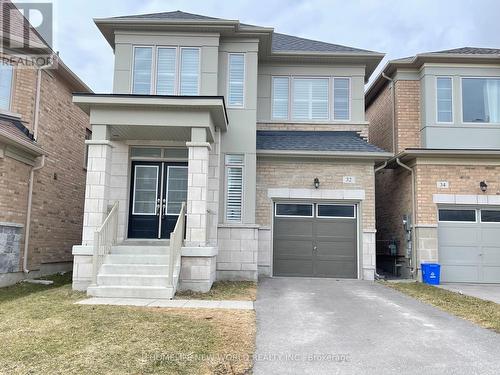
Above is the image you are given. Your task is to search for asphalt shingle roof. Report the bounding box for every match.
[109,11,377,55]
[111,10,221,21]
[271,32,375,54]
[256,131,385,153]
[429,47,500,55]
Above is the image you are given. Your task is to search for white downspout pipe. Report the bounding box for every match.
[23,62,50,273]
[396,157,417,278]
[23,155,45,273]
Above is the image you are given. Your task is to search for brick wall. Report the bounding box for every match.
[415,162,500,225]
[256,158,375,229]
[0,67,89,271]
[366,83,393,152]
[366,79,421,154]
[394,80,421,153]
[375,167,412,256]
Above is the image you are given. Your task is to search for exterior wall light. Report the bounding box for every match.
[480,181,488,193]
[314,177,320,189]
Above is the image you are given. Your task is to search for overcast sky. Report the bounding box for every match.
[44,0,500,92]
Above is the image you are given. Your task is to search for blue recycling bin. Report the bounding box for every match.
[421,263,441,285]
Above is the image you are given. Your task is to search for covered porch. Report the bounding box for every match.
[71,94,228,295]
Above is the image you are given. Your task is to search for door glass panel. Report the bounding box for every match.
[275,203,313,217]
[166,167,188,214]
[317,204,355,218]
[133,165,158,215]
[438,209,476,222]
[481,210,500,223]
[163,148,188,159]
[130,147,162,158]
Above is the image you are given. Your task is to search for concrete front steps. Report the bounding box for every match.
[87,241,175,299]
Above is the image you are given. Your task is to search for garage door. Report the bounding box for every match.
[438,208,500,283]
[273,202,357,278]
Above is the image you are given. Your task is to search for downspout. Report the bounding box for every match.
[23,155,45,273]
[23,64,49,273]
[396,158,417,278]
[382,72,396,154]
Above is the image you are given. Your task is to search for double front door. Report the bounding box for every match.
[128,161,188,239]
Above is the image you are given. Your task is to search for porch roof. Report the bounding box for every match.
[73,93,229,131]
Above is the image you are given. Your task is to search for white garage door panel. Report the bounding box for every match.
[438,208,500,283]
[441,265,480,283]
[439,245,480,264]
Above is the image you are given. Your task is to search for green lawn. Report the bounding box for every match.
[383,281,500,333]
[0,273,255,374]
[176,281,257,301]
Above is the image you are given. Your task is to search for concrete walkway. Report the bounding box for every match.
[254,277,500,375]
[75,297,253,310]
[437,283,500,304]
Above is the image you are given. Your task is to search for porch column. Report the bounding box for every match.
[81,125,113,246]
[185,128,211,247]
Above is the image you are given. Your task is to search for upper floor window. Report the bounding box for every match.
[132,46,200,95]
[462,77,500,123]
[271,76,350,121]
[179,48,200,95]
[132,47,153,95]
[293,78,329,120]
[272,77,289,119]
[227,53,245,107]
[0,64,14,111]
[333,78,350,120]
[436,77,453,122]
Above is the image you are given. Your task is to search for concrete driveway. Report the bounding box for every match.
[254,278,500,375]
[437,283,500,304]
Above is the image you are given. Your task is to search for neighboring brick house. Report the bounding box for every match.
[71,11,391,298]
[0,1,91,286]
[366,48,500,283]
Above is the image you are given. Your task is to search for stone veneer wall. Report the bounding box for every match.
[0,224,23,273]
[216,225,259,281]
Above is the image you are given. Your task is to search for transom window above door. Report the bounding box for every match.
[132,46,200,95]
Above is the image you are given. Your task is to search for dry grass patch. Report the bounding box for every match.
[383,281,500,333]
[0,273,255,374]
[176,281,257,301]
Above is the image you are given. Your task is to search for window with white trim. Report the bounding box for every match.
[132,46,200,95]
[228,53,245,107]
[272,77,289,119]
[333,78,350,120]
[271,76,351,121]
[462,77,500,123]
[179,48,200,95]
[225,154,244,222]
[156,47,176,95]
[436,77,453,122]
[0,64,13,111]
[292,78,329,120]
[132,47,153,94]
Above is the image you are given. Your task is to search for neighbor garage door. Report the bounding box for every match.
[273,202,357,278]
[438,208,500,283]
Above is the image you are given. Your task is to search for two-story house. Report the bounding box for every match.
[71,11,390,298]
[0,0,91,286]
[366,47,500,283]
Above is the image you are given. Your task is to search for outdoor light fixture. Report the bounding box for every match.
[314,177,320,189]
[480,181,488,193]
